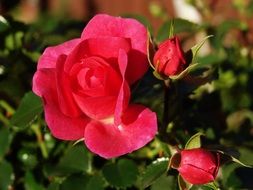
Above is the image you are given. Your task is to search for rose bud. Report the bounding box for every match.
[153,36,187,77]
[177,148,220,185]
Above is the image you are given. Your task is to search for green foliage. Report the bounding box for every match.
[10,91,43,128]
[0,127,12,159]
[0,16,10,32]
[157,18,200,42]
[56,145,91,174]
[102,159,139,188]
[24,171,45,190]
[0,160,13,190]
[139,157,169,189]
[151,174,176,190]
[0,1,253,189]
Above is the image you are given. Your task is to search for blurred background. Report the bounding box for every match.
[1,0,252,32]
[1,0,253,190]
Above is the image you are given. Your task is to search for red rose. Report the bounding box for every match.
[32,14,157,159]
[177,148,220,184]
[153,36,187,76]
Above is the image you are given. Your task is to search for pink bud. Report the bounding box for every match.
[153,36,187,77]
[177,148,220,185]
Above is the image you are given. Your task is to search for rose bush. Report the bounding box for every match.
[153,36,187,77]
[177,148,220,185]
[32,14,157,159]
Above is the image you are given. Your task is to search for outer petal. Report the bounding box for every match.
[32,69,89,140]
[55,55,82,117]
[84,104,157,158]
[38,39,80,69]
[178,165,215,184]
[180,149,218,172]
[81,14,149,84]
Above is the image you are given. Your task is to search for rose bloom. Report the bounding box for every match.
[32,14,157,159]
[177,148,220,185]
[153,36,187,77]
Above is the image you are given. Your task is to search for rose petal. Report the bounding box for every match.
[81,14,149,84]
[180,149,218,172]
[55,54,82,117]
[114,49,130,125]
[84,104,157,158]
[178,165,215,185]
[64,37,131,72]
[33,69,89,140]
[73,94,117,120]
[71,54,124,120]
[38,39,80,69]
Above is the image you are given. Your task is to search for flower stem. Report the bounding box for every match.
[159,79,178,146]
[162,79,171,133]
[31,124,48,159]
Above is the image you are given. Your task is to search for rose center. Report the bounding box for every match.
[77,66,105,96]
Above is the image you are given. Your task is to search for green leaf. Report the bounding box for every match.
[10,91,43,128]
[17,148,38,169]
[56,145,91,175]
[60,174,90,190]
[102,159,138,188]
[85,175,105,190]
[47,182,60,190]
[0,160,13,190]
[178,175,192,190]
[25,171,45,190]
[215,20,247,48]
[185,132,204,150]
[0,16,9,32]
[5,31,24,50]
[157,18,199,42]
[151,174,176,190]
[60,174,104,190]
[140,157,169,189]
[0,127,12,159]
[221,163,242,188]
[226,110,252,132]
[237,147,253,166]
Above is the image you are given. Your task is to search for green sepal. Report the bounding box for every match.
[217,150,252,168]
[153,70,167,80]
[185,132,204,150]
[170,35,213,81]
[73,138,85,146]
[191,35,213,64]
[178,175,192,190]
[168,19,174,38]
[204,182,220,190]
[147,30,156,70]
[170,63,198,80]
